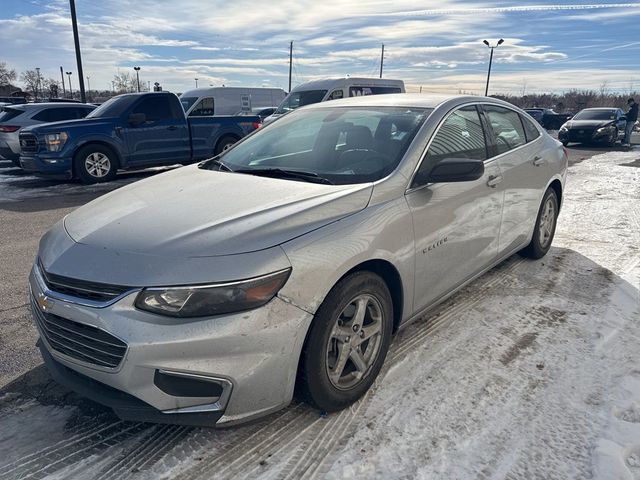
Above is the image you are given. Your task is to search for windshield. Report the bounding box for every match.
[86,95,134,118]
[203,106,431,185]
[275,90,328,114]
[573,109,616,121]
[180,96,198,112]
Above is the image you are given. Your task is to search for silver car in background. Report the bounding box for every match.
[31,94,567,426]
[0,102,95,165]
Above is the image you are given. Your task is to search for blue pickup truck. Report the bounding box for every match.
[19,92,261,183]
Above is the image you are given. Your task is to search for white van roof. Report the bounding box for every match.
[180,86,287,97]
[291,77,405,92]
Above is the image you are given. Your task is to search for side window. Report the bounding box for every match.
[188,97,215,117]
[132,96,174,122]
[350,87,373,97]
[484,105,527,154]
[33,108,76,122]
[327,90,344,100]
[412,105,487,187]
[369,86,402,95]
[520,114,540,142]
[32,109,51,122]
[78,107,94,118]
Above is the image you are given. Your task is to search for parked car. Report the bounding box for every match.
[558,107,626,146]
[264,77,405,123]
[30,94,566,426]
[0,102,95,166]
[0,96,27,105]
[179,87,286,117]
[18,92,261,183]
[524,108,572,130]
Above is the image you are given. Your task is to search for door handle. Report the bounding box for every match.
[532,156,545,166]
[486,174,503,188]
[166,125,178,131]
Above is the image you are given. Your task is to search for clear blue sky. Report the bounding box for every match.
[2,0,640,94]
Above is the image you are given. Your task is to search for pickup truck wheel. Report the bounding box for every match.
[299,271,393,412]
[74,145,117,184]
[215,135,239,155]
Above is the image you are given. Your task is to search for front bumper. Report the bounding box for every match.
[29,264,313,427]
[558,128,613,144]
[19,154,73,178]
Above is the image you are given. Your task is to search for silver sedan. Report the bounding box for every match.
[30,94,567,426]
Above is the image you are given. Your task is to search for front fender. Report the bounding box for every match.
[279,197,415,321]
[72,133,125,166]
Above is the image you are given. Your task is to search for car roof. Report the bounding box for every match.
[6,102,95,111]
[302,93,518,110]
[580,107,617,111]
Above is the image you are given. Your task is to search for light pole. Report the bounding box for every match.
[35,67,41,102]
[133,66,141,92]
[66,71,73,99]
[69,0,86,102]
[483,39,504,96]
[86,75,91,101]
[195,78,198,88]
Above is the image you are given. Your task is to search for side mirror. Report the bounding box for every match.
[427,158,485,183]
[128,112,146,125]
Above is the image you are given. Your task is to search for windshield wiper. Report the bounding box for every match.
[234,167,333,185]
[199,157,234,172]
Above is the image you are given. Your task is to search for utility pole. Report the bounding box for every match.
[379,44,384,79]
[69,0,86,102]
[288,41,293,92]
[86,75,91,101]
[35,67,41,102]
[60,66,66,97]
[483,39,504,96]
[195,78,199,88]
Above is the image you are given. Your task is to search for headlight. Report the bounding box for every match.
[596,125,614,134]
[134,268,291,318]
[559,124,569,132]
[44,132,68,152]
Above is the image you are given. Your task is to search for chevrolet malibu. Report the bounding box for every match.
[30,94,567,426]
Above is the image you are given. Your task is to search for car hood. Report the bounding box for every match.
[23,117,116,134]
[565,119,614,129]
[63,165,373,257]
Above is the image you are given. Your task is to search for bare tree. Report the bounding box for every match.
[20,69,42,98]
[0,62,17,85]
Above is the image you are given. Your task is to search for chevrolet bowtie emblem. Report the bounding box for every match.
[37,294,54,311]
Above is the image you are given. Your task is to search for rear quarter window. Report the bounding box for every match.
[0,108,24,122]
[520,114,541,142]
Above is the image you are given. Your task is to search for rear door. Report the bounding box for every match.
[122,95,189,165]
[406,104,504,311]
[481,104,547,254]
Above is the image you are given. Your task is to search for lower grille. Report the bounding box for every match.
[38,259,132,303]
[31,296,127,368]
[19,133,39,153]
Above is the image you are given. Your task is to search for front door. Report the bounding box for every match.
[122,95,189,165]
[406,105,504,312]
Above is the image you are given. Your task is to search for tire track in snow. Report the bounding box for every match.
[0,421,150,480]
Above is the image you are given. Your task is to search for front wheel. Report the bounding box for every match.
[74,144,117,184]
[299,271,393,412]
[214,135,239,155]
[608,129,618,147]
[520,187,559,259]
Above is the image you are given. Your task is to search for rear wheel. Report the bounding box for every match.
[520,188,559,259]
[299,271,393,412]
[214,135,239,155]
[74,144,117,184]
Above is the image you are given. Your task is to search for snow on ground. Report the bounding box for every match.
[0,149,638,480]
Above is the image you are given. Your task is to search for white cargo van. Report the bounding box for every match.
[179,87,287,117]
[264,77,405,123]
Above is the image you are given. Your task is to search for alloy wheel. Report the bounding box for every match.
[325,294,384,390]
[84,152,111,178]
[538,197,556,248]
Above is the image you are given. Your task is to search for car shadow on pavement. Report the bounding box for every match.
[0,247,638,480]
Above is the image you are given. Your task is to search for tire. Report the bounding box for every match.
[520,188,559,259]
[74,144,117,184]
[608,129,618,147]
[214,135,239,155]
[299,271,393,412]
